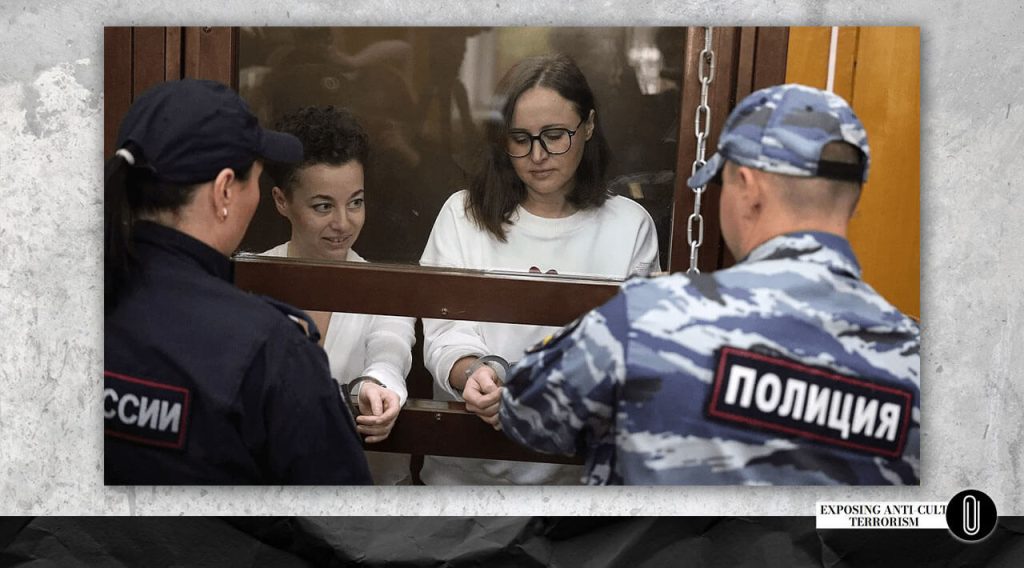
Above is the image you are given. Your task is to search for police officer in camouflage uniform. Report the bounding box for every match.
[495,84,921,485]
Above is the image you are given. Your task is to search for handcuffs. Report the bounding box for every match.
[457,354,511,393]
[344,375,385,404]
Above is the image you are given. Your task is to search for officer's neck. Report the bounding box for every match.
[735,213,850,260]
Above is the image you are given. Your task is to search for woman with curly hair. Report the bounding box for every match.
[262,106,415,485]
[104,81,371,484]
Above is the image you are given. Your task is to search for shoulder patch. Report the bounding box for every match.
[260,295,321,342]
[104,371,191,450]
[706,347,914,459]
[525,316,583,355]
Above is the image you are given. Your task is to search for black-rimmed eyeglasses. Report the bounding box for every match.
[505,117,586,158]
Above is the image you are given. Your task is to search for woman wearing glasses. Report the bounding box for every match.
[420,54,660,485]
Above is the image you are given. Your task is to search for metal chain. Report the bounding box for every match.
[687,27,715,274]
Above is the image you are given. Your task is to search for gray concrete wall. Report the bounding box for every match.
[1,1,1020,515]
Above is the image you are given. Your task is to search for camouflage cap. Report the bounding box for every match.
[687,83,870,188]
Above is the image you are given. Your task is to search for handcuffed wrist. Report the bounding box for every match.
[348,375,385,402]
[465,355,510,385]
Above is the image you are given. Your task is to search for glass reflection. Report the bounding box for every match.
[238,27,684,269]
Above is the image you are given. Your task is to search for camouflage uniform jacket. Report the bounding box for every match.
[499,231,920,485]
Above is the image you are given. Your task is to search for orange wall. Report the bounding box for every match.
[786,27,921,319]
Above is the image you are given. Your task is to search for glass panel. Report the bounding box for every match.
[240,252,629,284]
[238,26,685,271]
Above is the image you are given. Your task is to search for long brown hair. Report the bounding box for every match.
[466,53,611,241]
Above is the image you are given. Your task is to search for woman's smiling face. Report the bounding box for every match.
[273,161,366,261]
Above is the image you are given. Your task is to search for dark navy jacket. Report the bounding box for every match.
[104,222,372,484]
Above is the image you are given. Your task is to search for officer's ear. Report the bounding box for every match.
[735,166,766,218]
[211,167,238,213]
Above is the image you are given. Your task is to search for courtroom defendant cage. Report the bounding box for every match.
[104,25,920,484]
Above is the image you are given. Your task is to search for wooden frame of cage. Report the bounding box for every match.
[104,25,789,468]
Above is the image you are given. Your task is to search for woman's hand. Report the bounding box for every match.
[463,366,503,430]
[356,383,401,443]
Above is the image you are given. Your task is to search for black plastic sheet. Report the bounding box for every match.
[1,516,1022,567]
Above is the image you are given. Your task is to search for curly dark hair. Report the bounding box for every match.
[264,105,370,197]
[467,53,611,241]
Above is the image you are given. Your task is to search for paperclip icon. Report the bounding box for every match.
[963,495,980,536]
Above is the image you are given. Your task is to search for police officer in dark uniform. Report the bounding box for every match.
[104,79,372,484]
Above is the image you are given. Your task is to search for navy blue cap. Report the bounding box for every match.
[115,79,303,184]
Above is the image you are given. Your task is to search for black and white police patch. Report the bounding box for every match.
[104,371,191,450]
[706,347,914,458]
[525,316,583,355]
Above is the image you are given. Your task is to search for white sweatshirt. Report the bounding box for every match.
[262,243,416,485]
[262,243,415,404]
[419,190,660,485]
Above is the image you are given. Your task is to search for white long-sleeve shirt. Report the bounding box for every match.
[419,190,660,485]
[262,243,415,405]
[262,243,416,485]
